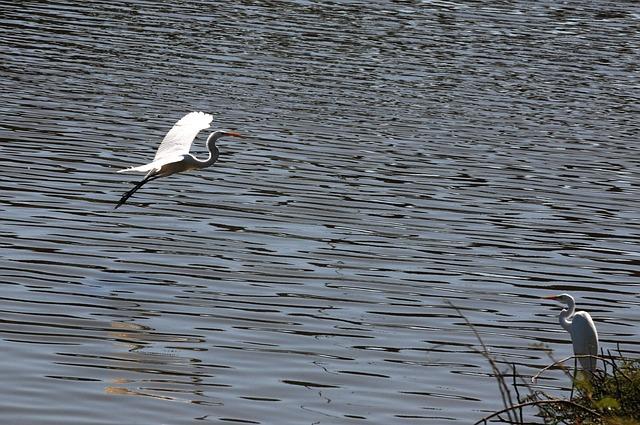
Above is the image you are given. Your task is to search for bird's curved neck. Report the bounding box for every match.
[559,302,575,332]
[194,132,221,168]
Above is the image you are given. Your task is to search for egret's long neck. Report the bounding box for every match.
[559,301,575,333]
[196,132,222,168]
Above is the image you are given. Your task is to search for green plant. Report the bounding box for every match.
[446,302,640,425]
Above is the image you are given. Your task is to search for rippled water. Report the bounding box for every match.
[1,1,639,423]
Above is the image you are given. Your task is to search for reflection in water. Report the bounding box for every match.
[1,1,639,424]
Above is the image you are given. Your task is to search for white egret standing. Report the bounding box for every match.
[543,293,599,373]
[115,111,243,209]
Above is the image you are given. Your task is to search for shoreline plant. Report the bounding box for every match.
[447,301,640,425]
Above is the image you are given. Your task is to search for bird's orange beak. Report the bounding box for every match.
[224,131,245,138]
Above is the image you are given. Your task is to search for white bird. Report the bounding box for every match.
[115,112,243,209]
[543,293,599,373]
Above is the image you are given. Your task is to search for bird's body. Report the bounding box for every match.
[115,112,242,209]
[544,293,599,373]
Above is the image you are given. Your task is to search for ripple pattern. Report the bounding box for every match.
[1,1,639,424]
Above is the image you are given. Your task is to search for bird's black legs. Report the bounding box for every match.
[115,174,159,209]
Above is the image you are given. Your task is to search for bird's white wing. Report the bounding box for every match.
[570,311,599,371]
[153,111,213,162]
[117,157,175,174]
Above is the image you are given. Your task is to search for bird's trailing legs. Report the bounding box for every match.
[115,173,162,209]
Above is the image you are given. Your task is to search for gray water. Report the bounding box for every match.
[1,1,639,423]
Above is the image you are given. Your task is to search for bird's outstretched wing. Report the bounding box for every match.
[153,111,213,162]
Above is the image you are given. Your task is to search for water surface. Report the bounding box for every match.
[1,1,639,423]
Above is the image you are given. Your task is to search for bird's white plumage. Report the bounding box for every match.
[154,111,213,161]
[546,293,599,374]
[569,311,599,372]
[115,111,245,209]
[118,111,213,174]
[118,157,174,173]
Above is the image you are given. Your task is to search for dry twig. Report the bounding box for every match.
[473,399,602,425]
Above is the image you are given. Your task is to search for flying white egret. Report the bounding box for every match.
[115,111,243,209]
[543,293,599,373]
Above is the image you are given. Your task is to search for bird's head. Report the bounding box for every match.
[206,130,246,146]
[209,130,244,137]
[543,293,573,306]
